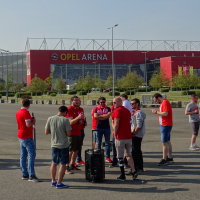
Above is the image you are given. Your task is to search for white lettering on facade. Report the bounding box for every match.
[81,53,107,61]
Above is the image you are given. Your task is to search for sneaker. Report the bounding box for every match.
[74,163,80,167]
[158,159,168,166]
[117,175,126,181]
[106,158,113,163]
[51,181,57,186]
[28,175,40,182]
[189,146,199,151]
[22,175,29,180]
[166,157,174,163]
[77,160,85,165]
[71,166,81,171]
[56,183,69,189]
[125,169,132,176]
[65,168,74,174]
[132,171,138,180]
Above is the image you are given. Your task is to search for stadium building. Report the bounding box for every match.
[1,38,200,86]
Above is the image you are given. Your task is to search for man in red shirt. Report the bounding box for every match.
[65,96,84,174]
[112,97,138,181]
[91,100,99,148]
[16,99,39,182]
[76,98,87,166]
[151,93,173,166]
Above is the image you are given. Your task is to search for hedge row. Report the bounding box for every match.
[108,91,120,96]
[77,91,87,95]
[159,88,170,92]
[181,91,196,95]
[124,90,135,95]
[67,90,77,95]
[15,92,31,98]
[50,93,57,96]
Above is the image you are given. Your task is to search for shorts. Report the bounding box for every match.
[68,136,82,152]
[115,139,132,158]
[190,122,199,136]
[92,129,97,142]
[52,147,69,165]
[160,125,172,143]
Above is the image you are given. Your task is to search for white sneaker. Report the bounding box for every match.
[189,146,199,151]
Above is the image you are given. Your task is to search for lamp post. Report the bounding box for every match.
[142,51,149,94]
[93,61,97,92]
[107,24,118,98]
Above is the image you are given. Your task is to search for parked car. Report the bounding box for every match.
[103,88,113,92]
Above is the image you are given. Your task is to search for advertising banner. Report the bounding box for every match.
[183,65,189,75]
[178,66,182,76]
[190,66,193,75]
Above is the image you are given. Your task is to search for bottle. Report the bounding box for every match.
[83,117,87,126]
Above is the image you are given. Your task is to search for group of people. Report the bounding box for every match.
[15,92,199,188]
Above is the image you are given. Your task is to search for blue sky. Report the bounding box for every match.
[1,0,200,52]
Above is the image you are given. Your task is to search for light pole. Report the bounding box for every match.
[93,61,97,92]
[142,51,149,94]
[108,24,118,98]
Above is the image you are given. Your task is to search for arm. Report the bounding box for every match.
[26,118,36,128]
[94,112,111,120]
[185,109,198,115]
[113,118,120,137]
[151,109,168,117]
[67,130,71,137]
[45,129,50,135]
[132,127,140,136]
[67,113,83,125]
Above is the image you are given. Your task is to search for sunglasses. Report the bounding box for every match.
[100,101,106,104]
[131,102,136,105]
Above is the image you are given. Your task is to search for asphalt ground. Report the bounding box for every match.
[0,103,200,200]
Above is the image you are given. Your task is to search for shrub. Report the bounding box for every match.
[21,95,32,99]
[159,88,170,92]
[67,90,77,95]
[124,90,135,95]
[0,94,2,98]
[108,90,120,96]
[15,92,31,98]
[31,92,42,96]
[47,90,58,95]
[99,89,103,92]
[138,88,152,92]
[50,93,57,96]
[62,90,68,94]
[0,91,6,96]
[8,92,15,97]
[77,91,87,95]
[196,91,200,98]
[181,91,196,95]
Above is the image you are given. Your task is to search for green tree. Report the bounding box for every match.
[121,71,144,98]
[0,82,5,91]
[55,77,66,96]
[7,72,13,91]
[27,74,48,98]
[105,75,113,89]
[11,82,24,102]
[94,75,105,94]
[82,73,94,99]
[149,69,170,90]
[45,70,54,89]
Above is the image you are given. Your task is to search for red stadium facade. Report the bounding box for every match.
[26,50,200,86]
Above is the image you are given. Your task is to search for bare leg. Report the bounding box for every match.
[162,142,169,160]
[167,141,172,158]
[50,162,57,182]
[57,164,66,185]
[71,150,79,165]
[126,156,136,172]
[191,135,197,145]
[66,152,73,167]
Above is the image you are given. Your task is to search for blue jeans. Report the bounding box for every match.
[96,128,110,158]
[18,138,36,177]
[77,129,85,162]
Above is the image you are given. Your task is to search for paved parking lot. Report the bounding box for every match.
[0,103,200,200]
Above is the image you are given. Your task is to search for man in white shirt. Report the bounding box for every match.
[120,94,133,123]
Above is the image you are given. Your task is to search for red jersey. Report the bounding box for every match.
[112,106,132,140]
[66,105,82,136]
[16,107,33,139]
[91,107,97,129]
[159,99,173,126]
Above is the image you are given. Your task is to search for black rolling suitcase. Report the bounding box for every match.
[85,130,105,182]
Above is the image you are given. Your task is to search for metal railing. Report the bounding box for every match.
[25,38,200,51]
